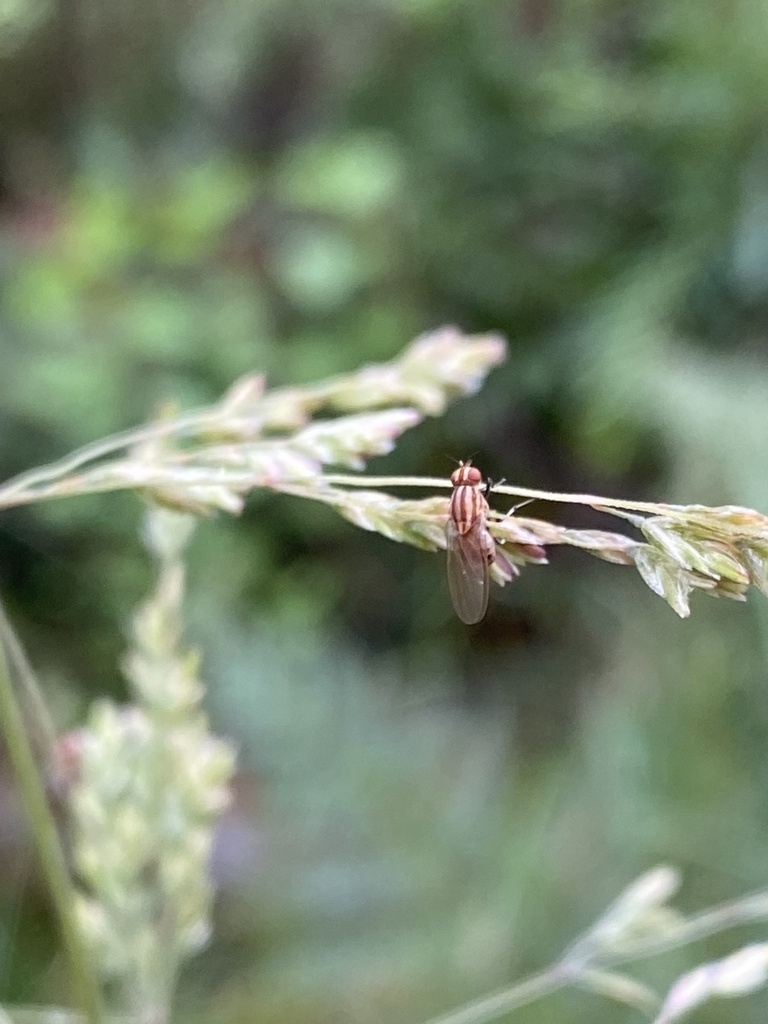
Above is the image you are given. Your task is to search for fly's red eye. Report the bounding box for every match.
[451,461,483,486]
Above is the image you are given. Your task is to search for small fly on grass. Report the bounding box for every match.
[446,460,514,623]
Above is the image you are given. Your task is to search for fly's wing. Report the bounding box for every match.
[446,519,490,624]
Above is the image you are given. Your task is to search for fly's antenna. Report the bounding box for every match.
[446,451,479,468]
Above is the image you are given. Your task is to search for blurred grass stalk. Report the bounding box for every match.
[0,617,106,1024]
[0,504,236,1024]
[68,506,235,1022]
[421,867,768,1024]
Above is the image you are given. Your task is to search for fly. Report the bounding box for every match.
[446,460,496,624]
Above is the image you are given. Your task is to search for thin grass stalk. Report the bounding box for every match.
[0,603,58,763]
[322,473,682,515]
[0,619,106,1024]
[418,965,569,1024]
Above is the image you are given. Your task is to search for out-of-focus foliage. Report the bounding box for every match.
[1,0,768,1022]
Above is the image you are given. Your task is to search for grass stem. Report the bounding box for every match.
[0,621,106,1024]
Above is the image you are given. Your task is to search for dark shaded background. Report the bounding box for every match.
[1,1,768,1021]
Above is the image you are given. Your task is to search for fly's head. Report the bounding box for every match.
[450,461,483,488]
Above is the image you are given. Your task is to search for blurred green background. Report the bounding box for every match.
[1,0,768,1021]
